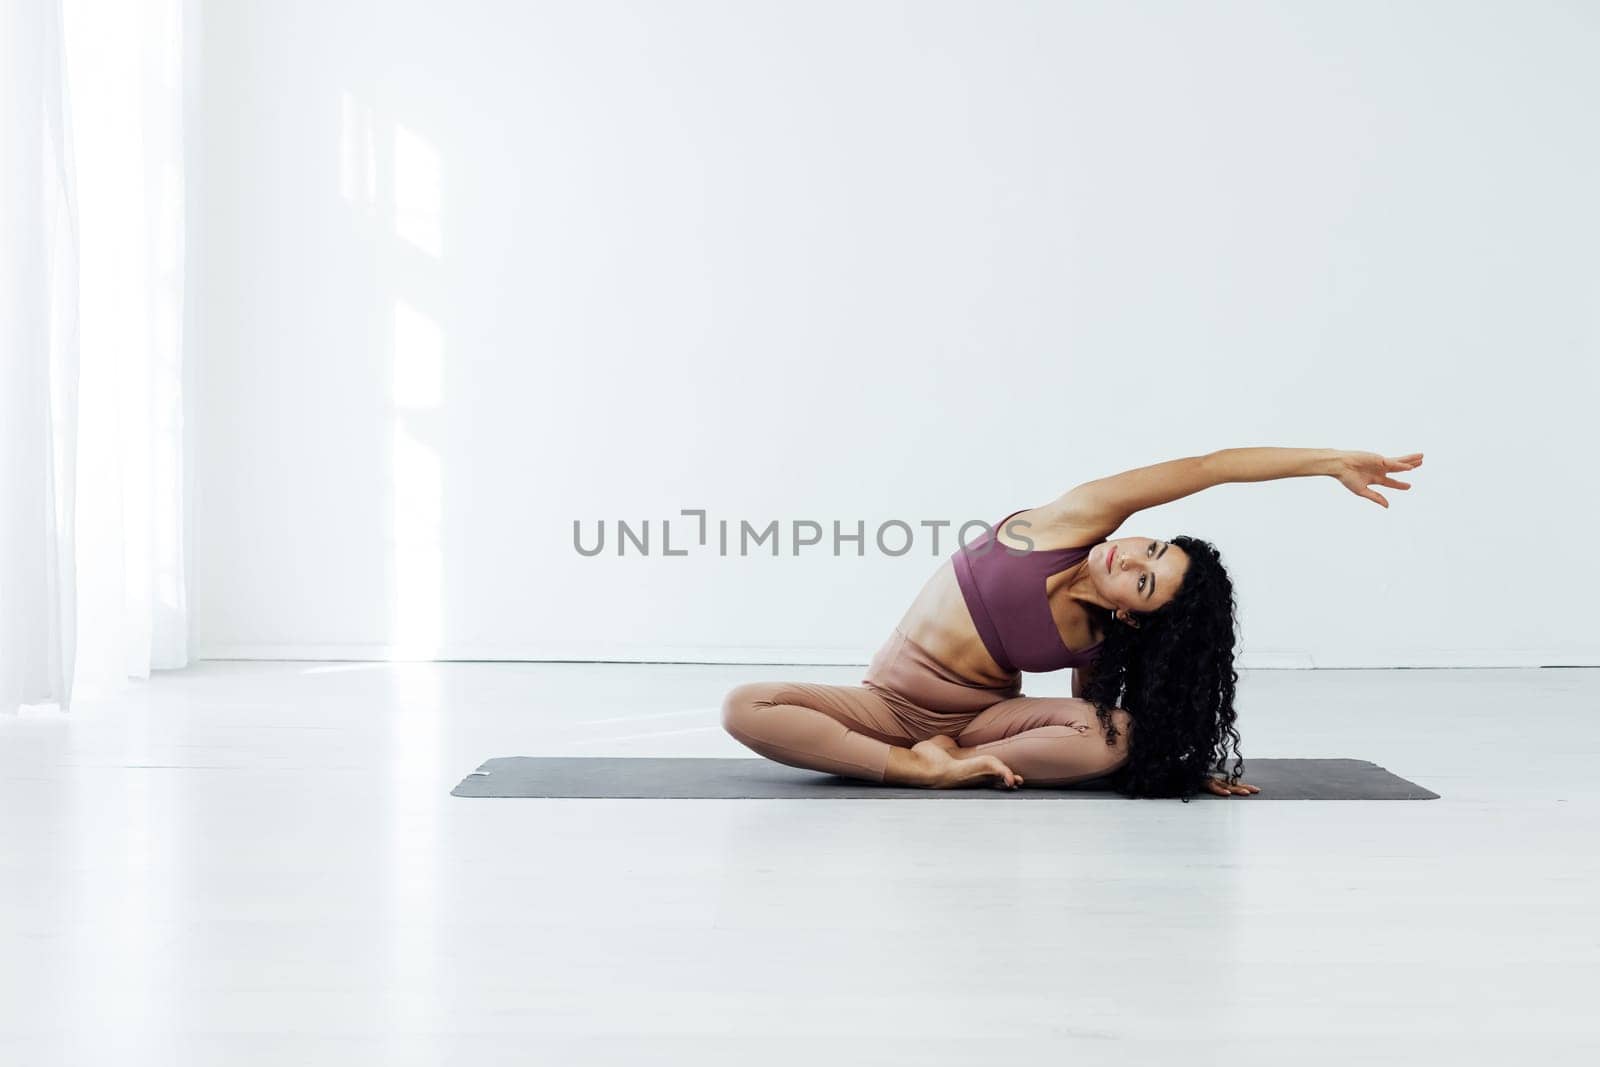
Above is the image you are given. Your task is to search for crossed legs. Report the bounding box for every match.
[720,681,1131,789]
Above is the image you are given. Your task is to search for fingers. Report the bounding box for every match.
[1377,477,1411,490]
[1386,453,1423,470]
[1204,777,1261,796]
[1341,476,1390,507]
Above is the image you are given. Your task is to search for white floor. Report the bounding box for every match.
[2,661,1597,1066]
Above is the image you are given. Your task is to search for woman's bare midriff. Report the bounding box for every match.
[894,517,1105,689]
[893,559,1016,687]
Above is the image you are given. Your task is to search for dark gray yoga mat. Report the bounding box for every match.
[451,756,1438,800]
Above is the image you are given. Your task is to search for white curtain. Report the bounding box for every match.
[1,0,190,716]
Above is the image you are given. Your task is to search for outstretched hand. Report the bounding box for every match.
[1203,776,1259,796]
[1333,451,1423,508]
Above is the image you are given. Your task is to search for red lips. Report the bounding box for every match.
[1107,545,1115,573]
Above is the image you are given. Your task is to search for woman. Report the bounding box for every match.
[721,447,1423,800]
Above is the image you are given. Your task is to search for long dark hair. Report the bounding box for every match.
[1082,535,1243,801]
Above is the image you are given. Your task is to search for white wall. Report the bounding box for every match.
[193,0,1600,669]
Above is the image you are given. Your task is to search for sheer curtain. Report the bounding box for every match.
[1,0,191,716]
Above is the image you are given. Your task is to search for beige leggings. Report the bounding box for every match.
[721,628,1131,788]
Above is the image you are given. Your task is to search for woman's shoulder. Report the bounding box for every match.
[999,504,1110,553]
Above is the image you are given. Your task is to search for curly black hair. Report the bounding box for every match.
[1081,535,1243,801]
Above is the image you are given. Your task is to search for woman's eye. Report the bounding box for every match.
[1138,575,1146,591]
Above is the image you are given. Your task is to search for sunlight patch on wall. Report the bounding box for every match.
[389,416,441,658]
[391,299,442,409]
[393,121,441,257]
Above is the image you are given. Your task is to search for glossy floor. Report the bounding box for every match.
[2,662,1597,1065]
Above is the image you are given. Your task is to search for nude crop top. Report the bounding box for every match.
[951,508,1105,675]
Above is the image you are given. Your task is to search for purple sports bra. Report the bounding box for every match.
[951,507,1105,675]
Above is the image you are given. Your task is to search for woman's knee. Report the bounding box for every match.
[720,681,781,736]
[1057,702,1134,770]
[1054,708,1134,784]
[1100,706,1133,742]
[1088,707,1134,759]
[1042,699,1134,747]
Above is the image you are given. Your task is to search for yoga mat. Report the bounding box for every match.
[451,757,1438,800]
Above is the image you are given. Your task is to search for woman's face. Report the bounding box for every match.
[1086,537,1189,614]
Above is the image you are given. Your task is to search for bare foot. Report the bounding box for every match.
[911,736,1023,790]
[921,733,990,762]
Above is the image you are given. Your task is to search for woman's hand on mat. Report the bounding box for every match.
[1332,451,1423,508]
[1203,776,1260,797]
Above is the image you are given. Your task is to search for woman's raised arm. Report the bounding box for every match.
[1038,448,1423,539]
[1195,447,1424,504]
